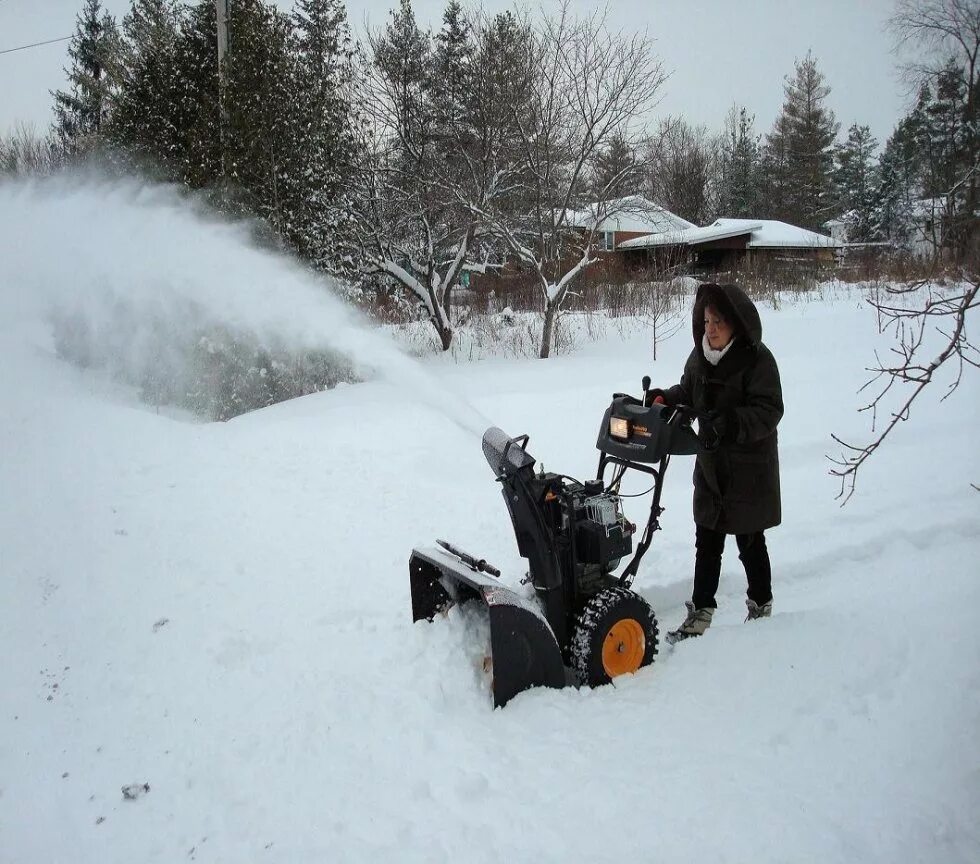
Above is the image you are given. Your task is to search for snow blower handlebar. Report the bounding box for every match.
[595,385,700,587]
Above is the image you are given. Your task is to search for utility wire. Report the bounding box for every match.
[0,36,72,56]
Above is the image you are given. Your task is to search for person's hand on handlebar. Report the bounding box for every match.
[672,408,733,449]
[643,387,668,407]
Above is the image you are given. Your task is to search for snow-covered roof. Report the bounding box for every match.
[565,196,696,234]
[718,218,839,248]
[617,221,761,249]
[617,217,840,250]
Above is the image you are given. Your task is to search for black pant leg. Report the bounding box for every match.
[736,532,772,606]
[693,524,726,609]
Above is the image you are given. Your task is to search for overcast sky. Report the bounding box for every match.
[1,0,911,145]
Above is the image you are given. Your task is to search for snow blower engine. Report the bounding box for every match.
[409,378,700,707]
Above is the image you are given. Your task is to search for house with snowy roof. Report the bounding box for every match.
[564,195,696,251]
[616,217,841,271]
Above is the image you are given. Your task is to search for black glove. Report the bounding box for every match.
[698,410,736,449]
[643,388,668,407]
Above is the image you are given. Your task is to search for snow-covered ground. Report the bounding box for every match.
[2,177,978,863]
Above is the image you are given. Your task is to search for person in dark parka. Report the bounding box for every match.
[649,282,783,641]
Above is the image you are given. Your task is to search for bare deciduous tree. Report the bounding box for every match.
[891,0,980,93]
[830,272,979,501]
[349,3,529,351]
[0,125,61,177]
[644,117,721,225]
[473,2,667,358]
[644,273,687,362]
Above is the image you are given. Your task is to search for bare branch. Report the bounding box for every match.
[829,273,979,502]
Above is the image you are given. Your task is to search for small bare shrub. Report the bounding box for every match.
[0,125,61,177]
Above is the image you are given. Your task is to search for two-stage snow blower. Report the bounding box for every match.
[409,379,700,707]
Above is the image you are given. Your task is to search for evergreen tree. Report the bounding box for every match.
[759,111,792,221]
[430,0,474,140]
[918,59,968,199]
[373,0,432,169]
[52,0,119,157]
[222,0,298,231]
[427,0,478,205]
[762,52,839,229]
[168,1,222,188]
[478,10,533,118]
[109,0,182,173]
[873,97,927,245]
[718,105,759,217]
[872,65,972,252]
[107,1,219,186]
[291,0,359,268]
[593,133,637,200]
[832,124,879,241]
[471,9,537,214]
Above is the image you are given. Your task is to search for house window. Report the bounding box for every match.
[601,231,615,251]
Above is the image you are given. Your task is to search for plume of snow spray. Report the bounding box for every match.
[0,173,492,436]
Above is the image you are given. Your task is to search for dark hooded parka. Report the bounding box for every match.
[664,283,783,534]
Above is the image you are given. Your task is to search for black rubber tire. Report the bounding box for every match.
[570,586,659,687]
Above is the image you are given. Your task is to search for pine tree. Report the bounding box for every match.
[471,9,536,216]
[918,59,968,199]
[291,0,359,269]
[109,0,182,173]
[873,105,925,246]
[762,52,839,229]
[479,10,533,118]
[832,124,879,241]
[168,1,222,188]
[430,0,474,140]
[52,0,119,157]
[373,0,432,169]
[221,0,298,230]
[718,105,759,217]
[593,133,637,200]
[759,111,793,221]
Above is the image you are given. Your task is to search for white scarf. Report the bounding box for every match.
[702,332,735,366]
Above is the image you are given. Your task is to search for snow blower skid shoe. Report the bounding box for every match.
[409,387,700,707]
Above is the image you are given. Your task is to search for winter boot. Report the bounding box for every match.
[745,598,772,621]
[666,601,714,644]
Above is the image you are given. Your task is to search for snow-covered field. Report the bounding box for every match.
[2,177,978,863]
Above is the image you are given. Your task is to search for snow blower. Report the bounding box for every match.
[409,378,700,707]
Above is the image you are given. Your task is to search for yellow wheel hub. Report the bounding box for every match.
[602,618,646,678]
